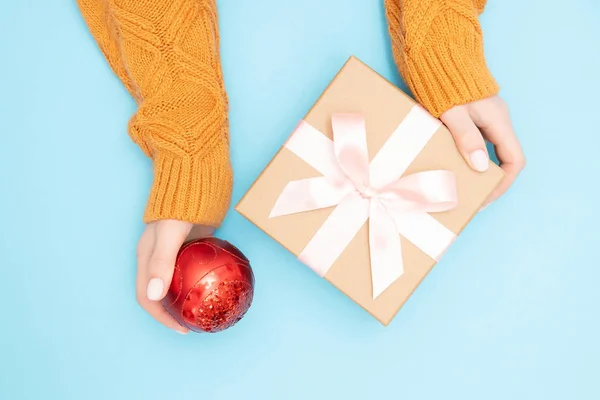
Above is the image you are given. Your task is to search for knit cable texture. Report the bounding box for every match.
[78,0,231,226]
[79,0,500,225]
[385,0,499,117]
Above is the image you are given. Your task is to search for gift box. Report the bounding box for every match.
[236,56,503,325]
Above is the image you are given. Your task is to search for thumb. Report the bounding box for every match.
[146,220,192,301]
[441,106,489,172]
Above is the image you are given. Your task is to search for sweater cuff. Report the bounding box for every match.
[402,13,499,117]
[143,141,233,227]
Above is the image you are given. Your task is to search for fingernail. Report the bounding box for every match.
[146,278,164,301]
[479,203,489,212]
[176,330,189,335]
[470,150,489,172]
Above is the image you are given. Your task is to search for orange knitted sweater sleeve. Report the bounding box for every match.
[77,0,231,227]
[385,0,499,117]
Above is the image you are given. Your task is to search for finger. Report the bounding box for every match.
[478,120,525,205]
[136,225,156,306]
[146,220,191,302]
[485,161,523,205]
[441,106,490,172]
[137,224,189,334]
[139,298,190,334]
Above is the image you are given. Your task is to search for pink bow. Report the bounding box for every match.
[270,110,458,298]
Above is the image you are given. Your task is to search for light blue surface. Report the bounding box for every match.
[2,1,599,399]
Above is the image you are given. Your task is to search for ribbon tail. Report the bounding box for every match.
[299,193,369,277]
[369,201,404,299]
[331,114,371,189]
[389,212,456,261]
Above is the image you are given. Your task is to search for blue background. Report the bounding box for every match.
[2,0,599,399]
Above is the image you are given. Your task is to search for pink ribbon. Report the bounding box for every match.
[270,106,458,298]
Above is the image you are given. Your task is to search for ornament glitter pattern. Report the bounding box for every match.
[162,238,255,333]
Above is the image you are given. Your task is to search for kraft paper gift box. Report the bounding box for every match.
[236,56,504,325]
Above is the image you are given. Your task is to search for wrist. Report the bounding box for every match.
[143,141,233,227]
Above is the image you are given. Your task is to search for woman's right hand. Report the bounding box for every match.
[135,220,214,334]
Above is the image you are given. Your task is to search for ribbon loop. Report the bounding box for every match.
[332,114,371,191]
[269,109,458,298]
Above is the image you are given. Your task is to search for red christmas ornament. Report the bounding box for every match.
[162,238,254,333]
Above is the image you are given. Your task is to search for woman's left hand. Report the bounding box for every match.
[440,95,526,207]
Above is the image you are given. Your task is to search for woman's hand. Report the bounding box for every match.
[440,95,526,207]
[135,220,214,334]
